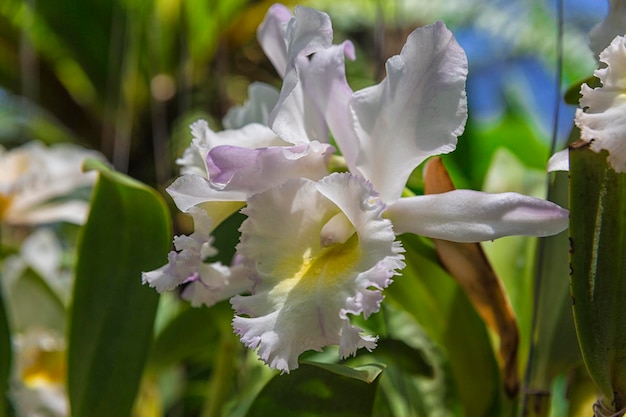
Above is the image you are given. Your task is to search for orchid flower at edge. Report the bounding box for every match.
[225,7,569,372]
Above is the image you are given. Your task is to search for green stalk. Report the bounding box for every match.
[569,146,626,415]
[200,329,238,417]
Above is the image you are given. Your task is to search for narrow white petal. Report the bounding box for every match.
[386,190,569,242]
[351,21,468,203]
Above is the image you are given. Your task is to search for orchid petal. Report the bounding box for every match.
[257,3,292,77]
[179,120,289,183]
[143,207,251,306]
[284,6,333,65]
[167,175,247,211]
[269,56,328,144]
[166,175,245,229]
[257,5,333,78]
[351,21,468,203]
[206,141,334,192]
[547,149,570,172]
[181,263,253,308]
[232,173,403,372]
[142,207,215,292]
[385,190,569,242]
[575,35,626,172]
[305,42,360,171]
[222,82,280,130]
[266,6,335,144]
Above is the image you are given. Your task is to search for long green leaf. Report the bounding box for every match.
[67,159,171,417]
[569,146,626,411]
[526,170,580,391]
[386,234,504,417]
[245,362,383,417]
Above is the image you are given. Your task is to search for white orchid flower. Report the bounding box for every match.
[146,5,338,309]
[549,34,626,173]
[146,4,569,372]
[224,6,568,372]
[576,35,626,173]
[0,141,100,226]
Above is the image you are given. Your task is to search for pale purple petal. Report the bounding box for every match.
[351,21,468,203]
[206,141,334,192]
[180,121,285,177]
[232,173,404,372]
[385,190,569,242]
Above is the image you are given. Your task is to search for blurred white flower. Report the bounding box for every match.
[0,141,101,226]
[1,230,71,416]
[10,329,68,417]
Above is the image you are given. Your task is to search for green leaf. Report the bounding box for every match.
[0,284,11,417]
[148,300,232,370]
[67,159,171,417]
[374,338,434,378]
[569,146,626,410]
[386,234,504,417]
[527,170,580,390]
[245,362,384,417]
[374,307,459,417]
